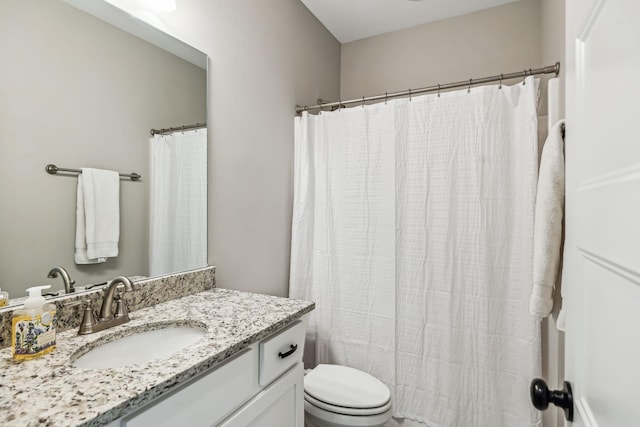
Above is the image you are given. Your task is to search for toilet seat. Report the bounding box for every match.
[304,400,392,427]
[304,391,392,416]
[303,364,392,425]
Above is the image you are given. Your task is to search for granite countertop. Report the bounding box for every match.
[0,288,314,427]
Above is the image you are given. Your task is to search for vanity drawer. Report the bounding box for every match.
[259,320,306,386]
[122,347,258,427]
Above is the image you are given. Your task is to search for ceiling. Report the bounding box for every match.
[301,0,522,43]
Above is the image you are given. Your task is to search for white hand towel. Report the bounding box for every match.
[75,168,120,263]
[75,174,106,264]
[530,120,565,318]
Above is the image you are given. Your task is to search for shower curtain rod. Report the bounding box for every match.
[150,122,206,136]
[295,62,560,114]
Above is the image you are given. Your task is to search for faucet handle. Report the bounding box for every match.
[78,302,95,335]
[64,299,94,335]
[113,291,130,319]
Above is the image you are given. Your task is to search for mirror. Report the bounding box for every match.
[0,0,208,304]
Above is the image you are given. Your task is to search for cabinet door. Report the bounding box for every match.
[219,362,304,427]
[122,348,258,427]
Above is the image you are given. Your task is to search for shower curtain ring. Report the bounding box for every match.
[522,69,527,85]
[409,89,412,101]
[362,96,365,108]
[437,84,441,97]
[468,79,472,93]
[385,92,388,105]
[499,74,503,89]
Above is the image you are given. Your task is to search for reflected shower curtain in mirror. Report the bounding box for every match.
[290,77,541,426]
[149,129,207,277]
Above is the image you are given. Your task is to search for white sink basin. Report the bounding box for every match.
[72,325,206,369]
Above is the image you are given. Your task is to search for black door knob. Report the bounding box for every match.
[530,378,574,421]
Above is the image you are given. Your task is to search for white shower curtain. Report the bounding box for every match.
[290,77,541,426]
[149,129,207,277]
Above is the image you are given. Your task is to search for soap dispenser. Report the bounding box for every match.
[0,286,8,307]
[12,285,57,360]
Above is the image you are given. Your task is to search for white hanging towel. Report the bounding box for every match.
[530,120,565,317]
[74,168,120,264]
[75,174,104,264]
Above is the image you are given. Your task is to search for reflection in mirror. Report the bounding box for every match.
[0,0,208,305]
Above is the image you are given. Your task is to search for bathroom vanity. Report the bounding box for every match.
[0,286,313,427]
[106,319,307,427]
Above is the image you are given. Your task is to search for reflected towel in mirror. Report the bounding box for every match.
[75,168,120,264]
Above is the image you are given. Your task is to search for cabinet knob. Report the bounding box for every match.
[530,378,574,421]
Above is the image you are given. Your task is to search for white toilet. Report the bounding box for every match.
[304,364,392,427]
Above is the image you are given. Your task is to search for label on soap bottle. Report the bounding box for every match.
[12,310,57,360]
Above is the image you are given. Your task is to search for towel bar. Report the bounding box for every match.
[45,164,141,181]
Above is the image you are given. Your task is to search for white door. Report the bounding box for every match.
[564,0,640,425]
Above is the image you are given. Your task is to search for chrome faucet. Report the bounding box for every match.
[47,266,76,293]
[66,276,134,335]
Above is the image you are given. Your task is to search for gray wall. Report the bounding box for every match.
[0,0,206,297]
[341,0,542,100]
[542,0,566,117]
[106,0,341,297]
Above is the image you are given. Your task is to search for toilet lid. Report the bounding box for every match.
[304,364,391,409]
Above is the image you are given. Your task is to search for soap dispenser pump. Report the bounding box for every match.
[12,285,57,360]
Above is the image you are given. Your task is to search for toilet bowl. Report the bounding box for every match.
[304,364,392,427]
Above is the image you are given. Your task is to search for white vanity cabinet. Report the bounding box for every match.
[106,320,307,427]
